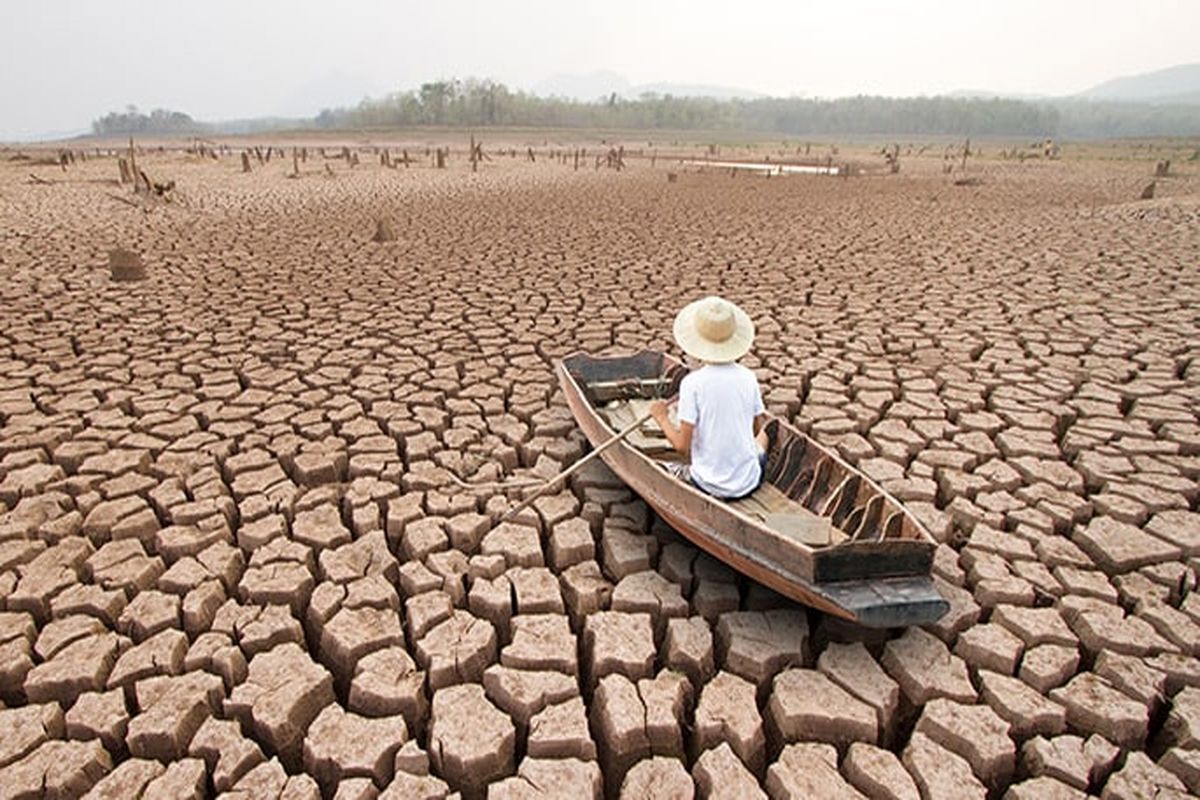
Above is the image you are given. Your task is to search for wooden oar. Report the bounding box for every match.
[497,408,656,524]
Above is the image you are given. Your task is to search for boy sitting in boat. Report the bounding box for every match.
[650,296,769,500]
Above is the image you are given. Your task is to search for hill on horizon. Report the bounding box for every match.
[1077,62,1200,104]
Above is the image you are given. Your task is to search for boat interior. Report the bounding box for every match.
[576,357,920,550]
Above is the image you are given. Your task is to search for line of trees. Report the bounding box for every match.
[92,105,203,136]
[313,79,1064,136]
[91,79,1200,139]
[314,78,1200,138]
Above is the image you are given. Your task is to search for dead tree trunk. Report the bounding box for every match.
[242,152,252,173]
[129,138,139,193]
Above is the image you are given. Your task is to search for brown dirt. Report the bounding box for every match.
[0,136,1197,796]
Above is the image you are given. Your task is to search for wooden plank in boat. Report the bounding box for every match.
[728,482,792,517]
[589,378,671,402]
[600,399,677,455]
[731,484,848,546]
[765,512,833,547]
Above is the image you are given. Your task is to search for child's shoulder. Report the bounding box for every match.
[682,362,757,384]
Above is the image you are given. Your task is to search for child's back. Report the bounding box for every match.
[678,362,764,498]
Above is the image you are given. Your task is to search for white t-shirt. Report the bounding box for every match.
[676,363,765,498]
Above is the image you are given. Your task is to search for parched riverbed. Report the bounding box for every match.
[0,140,1197,799]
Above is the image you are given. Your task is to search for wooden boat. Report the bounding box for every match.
[556,350,948,628]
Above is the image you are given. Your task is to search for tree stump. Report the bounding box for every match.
[1155,160,1170,177]
[1140,181,1156,200]
[242,152,252,173]
[117,159,132,184]
[373,219,397,243]
[108,249,147,282]
[128,138,139,194]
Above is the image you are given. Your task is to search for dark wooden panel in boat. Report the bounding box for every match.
[817,576,949,628]
[811,540,935,583]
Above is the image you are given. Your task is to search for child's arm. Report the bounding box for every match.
[649,400,693,456]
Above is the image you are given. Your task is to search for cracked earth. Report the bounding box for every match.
[0,140,1198,799]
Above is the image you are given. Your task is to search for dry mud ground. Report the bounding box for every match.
[0,142,1198,800]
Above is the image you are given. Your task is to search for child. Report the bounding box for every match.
[650,295,768,500]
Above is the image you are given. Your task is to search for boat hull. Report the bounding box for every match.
[557,352,948,628]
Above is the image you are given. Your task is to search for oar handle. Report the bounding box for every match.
[498,409,656,524]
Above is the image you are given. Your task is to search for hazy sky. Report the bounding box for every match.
[2,0,1197,140]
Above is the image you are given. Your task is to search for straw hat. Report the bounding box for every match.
[672,296,755,363]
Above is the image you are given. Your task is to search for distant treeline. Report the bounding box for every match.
[91,79,1200,139]
[315,79,1065,136]
[92,106,204,136]
[318,79,1200,138]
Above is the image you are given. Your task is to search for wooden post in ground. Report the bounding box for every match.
[961,138,970,171]
[128,137,139,193]
[470,135,477,172]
